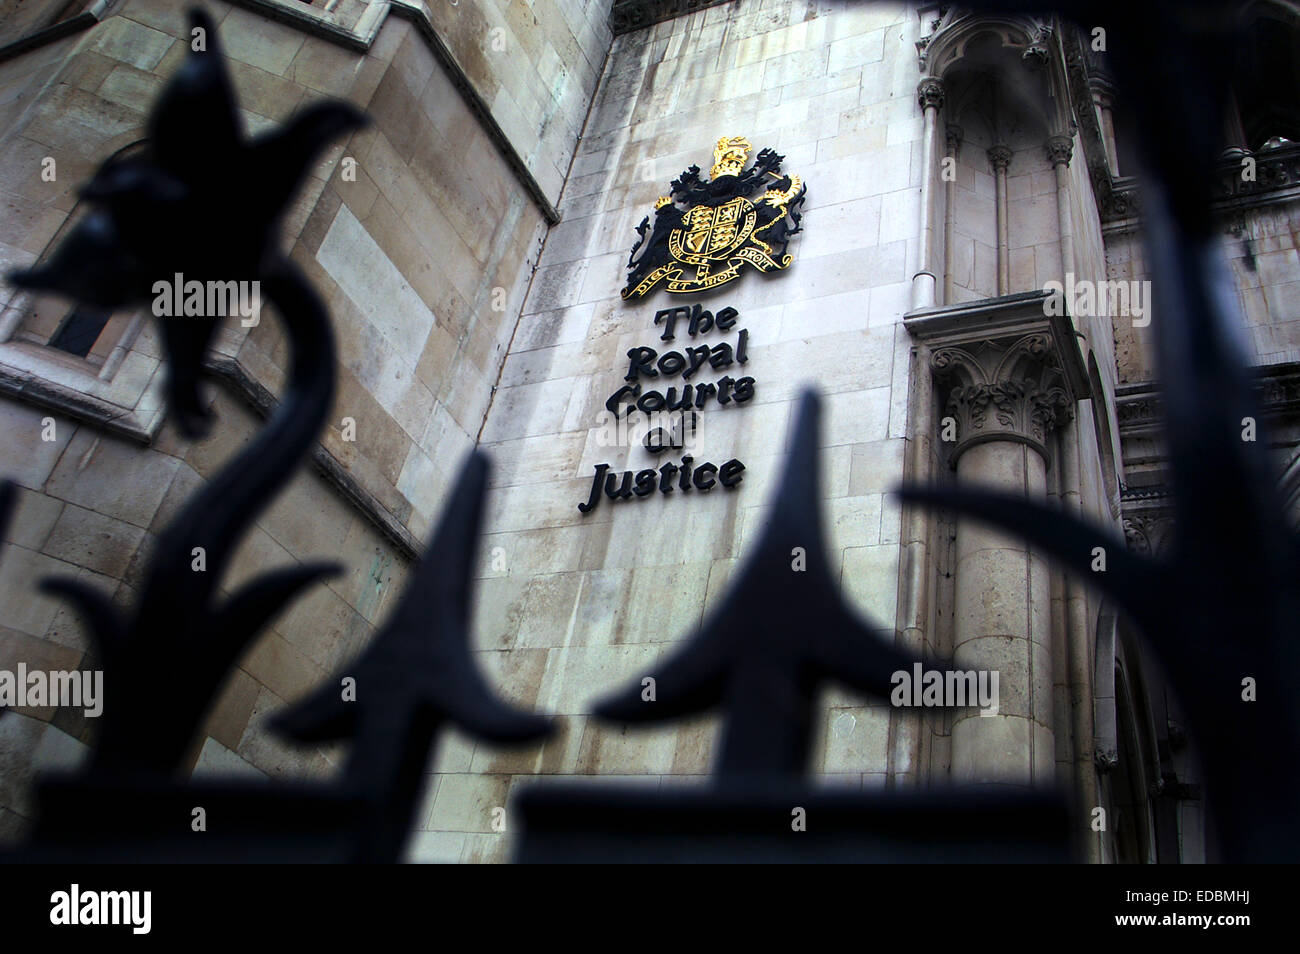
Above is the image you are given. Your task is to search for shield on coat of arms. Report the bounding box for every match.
[621,136,807,300]
[672,197,757,261]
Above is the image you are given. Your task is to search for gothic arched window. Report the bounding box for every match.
[1231,3,1300,151]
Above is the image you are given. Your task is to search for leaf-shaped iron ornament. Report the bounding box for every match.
[3,9,364,779]
[596,389,942,777]
[8,8,365,437]
[20,456,552,864]
[517,389,1069,862]
[900,1,1300,861]
[272,452,552,862]
[4,11,548,864]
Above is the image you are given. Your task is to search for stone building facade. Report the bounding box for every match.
[0,0,1296,863]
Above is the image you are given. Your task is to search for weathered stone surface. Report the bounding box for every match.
[0,0,1284,866]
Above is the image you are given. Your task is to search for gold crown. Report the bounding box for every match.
[710,135,752,179]
[654,195,674,210]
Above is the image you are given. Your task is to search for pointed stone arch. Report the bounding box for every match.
[1232,0,1300,150]
[1094,602,1165,862]
[919,12,1070,139]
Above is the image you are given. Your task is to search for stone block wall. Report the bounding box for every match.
[393,0,611,204]
[1110,197,1300,386]
[0,0,606,847]
[0,389,412,838]
[947,134,1065,303]
[1225,202,1300,367]
[0,0,1255,864]
[1106,228,1148,385]
[416,0,926,862]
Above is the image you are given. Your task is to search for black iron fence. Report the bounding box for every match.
[0,2,1295,863]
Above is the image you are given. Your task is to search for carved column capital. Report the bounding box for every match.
[938,380,1073,462]
[1089,72,1119,104]
[1021,18,1053,69]
[917,76,945,112]
[931,332,1075,463]
[906,291,1090,464]
[1045,134,1074,167]
[1122,513,1176,556]
[987,144,1012,172]
[1094,746,1120,773]
[1091,86,1116,112]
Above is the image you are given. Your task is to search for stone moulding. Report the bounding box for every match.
[1061,25,1126,227]
[1215,142,1300,208]
[1102,146,1300,231]
[0,0,561,225]
[936,365,1073,463]
[0,0,554,563]
[0,0,111,63]
[1116,363,1300,541]
[1118,361,1300,437]
[386,0,560,224]
[917,9,1057,78]
[205,355,423,562]
[0,348,422,562]
[609,0,733,35]
[905,290,1092,465]
[0,358,160,444]
[1066,9,1300,233]
[1121,511,1175,557]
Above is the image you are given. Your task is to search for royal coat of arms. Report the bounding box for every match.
[621,136,807,300]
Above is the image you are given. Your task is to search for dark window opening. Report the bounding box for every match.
[49,307,111,358]
[1112,669,1154,864]
[1233,13,1300,151]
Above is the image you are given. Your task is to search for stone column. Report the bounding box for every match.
[932,332,1074,788]
[1058,415,1100,860]
[1090,80,1120,176]
[943,124,962,305]
[912,77,945,311]
[987,144,1012,295]
[1222,87,1251,161]
[1046,135,1076,286]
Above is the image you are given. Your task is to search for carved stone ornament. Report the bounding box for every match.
[1094,745,1120,773]
[1045,134,1074,167]
[1021,20,1053,69]
[987,144,1012,172]
[609,0,731,35]
[931,333,1074,463]
[1122,513,1176,556]
[917,77,946,112]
